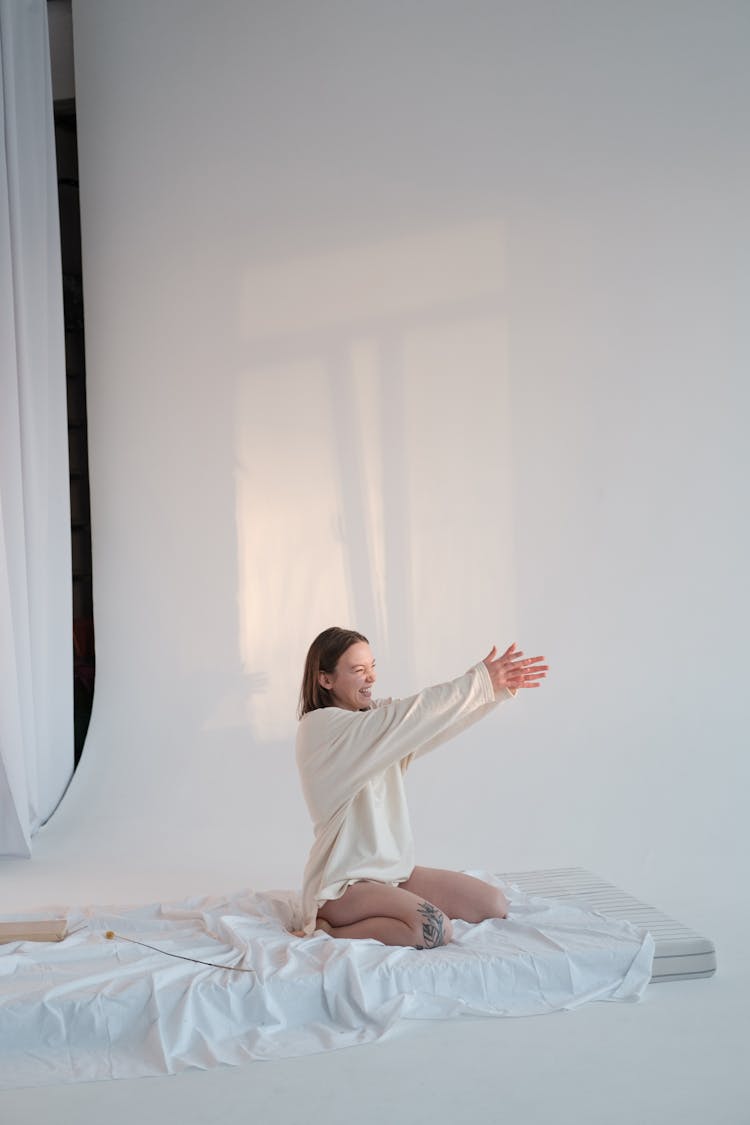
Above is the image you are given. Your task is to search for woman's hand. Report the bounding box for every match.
[482,643,548,695]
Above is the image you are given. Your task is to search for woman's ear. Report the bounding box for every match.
[318,671,331,690]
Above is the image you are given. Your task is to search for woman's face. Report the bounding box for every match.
[319,641,377,711]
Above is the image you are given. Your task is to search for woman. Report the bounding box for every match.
[295,627,547,949]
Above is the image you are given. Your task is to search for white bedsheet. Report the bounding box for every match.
[0,874,654,1088]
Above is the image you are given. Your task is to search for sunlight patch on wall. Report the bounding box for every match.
[237,222,508,342]
[234,221,516,741]
[235,359,355,741]
[402,316,516,688]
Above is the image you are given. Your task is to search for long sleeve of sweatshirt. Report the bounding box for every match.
[296,662,512,932]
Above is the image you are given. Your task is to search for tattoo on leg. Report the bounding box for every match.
[417,902,445,948]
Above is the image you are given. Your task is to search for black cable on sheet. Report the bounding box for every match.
[104,931,257,974]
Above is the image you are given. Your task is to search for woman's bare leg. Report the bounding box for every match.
[317,881,453,948]
[400,866,508,923]
[316,915,422,945]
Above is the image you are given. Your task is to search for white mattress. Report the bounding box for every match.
[0,873,654,1088]
[500,867,716,982]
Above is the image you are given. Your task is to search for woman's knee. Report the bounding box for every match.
[480,886,509,921]
[470,886,510,922]
[458,884,508,924]
[411,901,453,948]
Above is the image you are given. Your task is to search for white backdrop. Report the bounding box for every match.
[9,1,747,933]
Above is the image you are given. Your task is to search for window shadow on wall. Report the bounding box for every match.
[234,220,518,742]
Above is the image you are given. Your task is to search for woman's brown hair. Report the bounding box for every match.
[297,626,369,719]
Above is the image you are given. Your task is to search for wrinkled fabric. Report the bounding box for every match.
[0,874,654,1089]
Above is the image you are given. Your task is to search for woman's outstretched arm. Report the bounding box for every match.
[298,645,548,821]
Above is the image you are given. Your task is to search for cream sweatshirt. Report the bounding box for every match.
[296,661,511,933]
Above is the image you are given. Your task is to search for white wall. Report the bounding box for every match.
[30,0,747,924]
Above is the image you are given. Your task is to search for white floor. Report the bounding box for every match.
[2,865,748,1125]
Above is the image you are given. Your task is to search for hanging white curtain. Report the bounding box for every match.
[0,0,72,857]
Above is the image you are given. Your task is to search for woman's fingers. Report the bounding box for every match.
[485,644,549,690]
[507,654,545,669]
[504,654,548,688]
